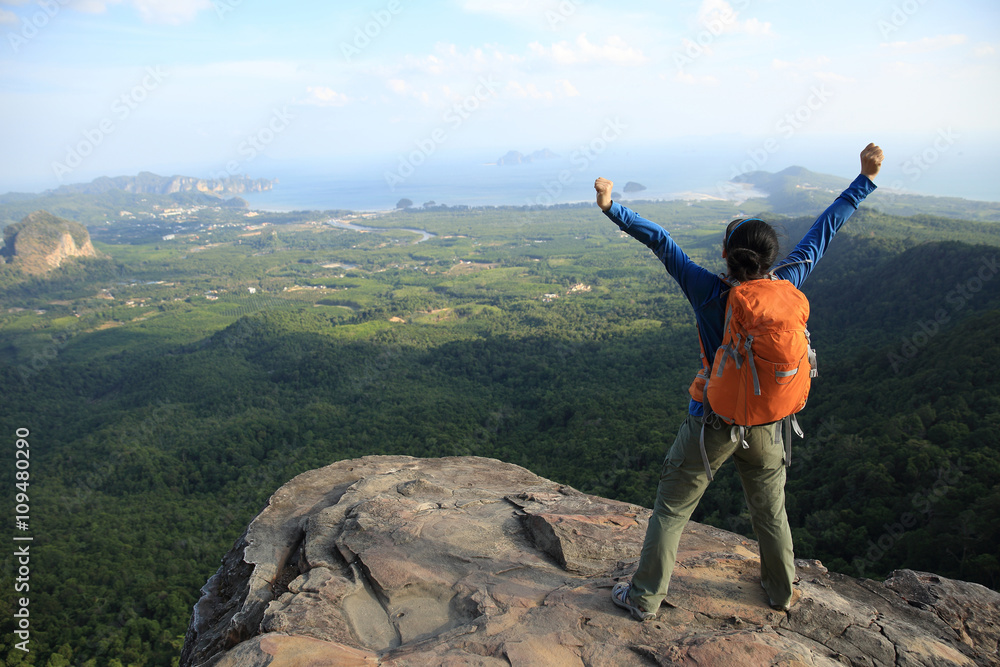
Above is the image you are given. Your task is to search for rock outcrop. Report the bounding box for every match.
[181,456,1000,666]
[49,172,273,197]
[1,210,99,274]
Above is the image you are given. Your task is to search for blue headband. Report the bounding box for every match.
[726,217,763,249]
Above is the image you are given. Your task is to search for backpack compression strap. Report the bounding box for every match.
[782,414,804,467]
[700,415,803,482]
[699,418,749,483]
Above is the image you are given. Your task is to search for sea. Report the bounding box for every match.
[238,137,1000,213]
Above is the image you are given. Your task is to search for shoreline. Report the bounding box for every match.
[240,188,772,215]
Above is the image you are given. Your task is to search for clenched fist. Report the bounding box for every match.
[595,177,614,212]
[860,143,884,180]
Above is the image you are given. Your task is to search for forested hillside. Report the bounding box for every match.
[0,196,997,665]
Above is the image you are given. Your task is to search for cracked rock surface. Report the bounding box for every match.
[180,456,999,666]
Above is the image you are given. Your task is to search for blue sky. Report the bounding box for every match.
[1,0,998,194]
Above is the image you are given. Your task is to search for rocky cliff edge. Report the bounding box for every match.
[181,456,1000,666]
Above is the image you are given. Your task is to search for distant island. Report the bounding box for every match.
[495,149,559,166]
[47,172,274,198]
[622,181,647,194]
[0,173,270,229]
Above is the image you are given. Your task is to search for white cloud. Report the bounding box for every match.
[695,0,772,36]
[558,79,579,97]
[506,80,551,100]
[0,8,16,23]
[66,0,120,13]
[881,34,968,53]
[974,44,996,57]
[132,0,213,24]
[9,0,216,23]
[387,43,523,79]
[529,34,646,66]
[387,79,409,95]
[460,0,583,31]
[740,17,772,36]
[303,86,350,107]
[385,78,430,105]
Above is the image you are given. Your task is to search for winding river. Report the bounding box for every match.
[325,219,436,243]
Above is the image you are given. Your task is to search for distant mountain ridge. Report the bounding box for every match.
[0,176,257,229]
[734,166,1000,221]
[48,172,274,197]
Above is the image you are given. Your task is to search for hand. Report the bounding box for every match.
[595,177,614,212]
[860,143,884,180]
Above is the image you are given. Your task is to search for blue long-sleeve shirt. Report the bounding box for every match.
[604,174,876,416]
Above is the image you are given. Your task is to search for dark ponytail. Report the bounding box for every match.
[724,218,779,283]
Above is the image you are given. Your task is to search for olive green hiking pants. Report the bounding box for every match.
[629,414,795,612]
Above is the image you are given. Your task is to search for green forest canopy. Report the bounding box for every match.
[0,198,998,665]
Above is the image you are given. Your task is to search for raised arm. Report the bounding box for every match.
[774,143,883,287]
[595,177,718,302]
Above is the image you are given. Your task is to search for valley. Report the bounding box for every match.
[1,187,998,665]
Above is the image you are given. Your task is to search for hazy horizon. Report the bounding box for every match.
[4,132,997,212]
[2,0,997,204]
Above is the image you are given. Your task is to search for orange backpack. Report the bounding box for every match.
[699,275,817,480]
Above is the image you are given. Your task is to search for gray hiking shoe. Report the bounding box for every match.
[612,581,656,621]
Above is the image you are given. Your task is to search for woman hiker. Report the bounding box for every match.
[596,143,884,620]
